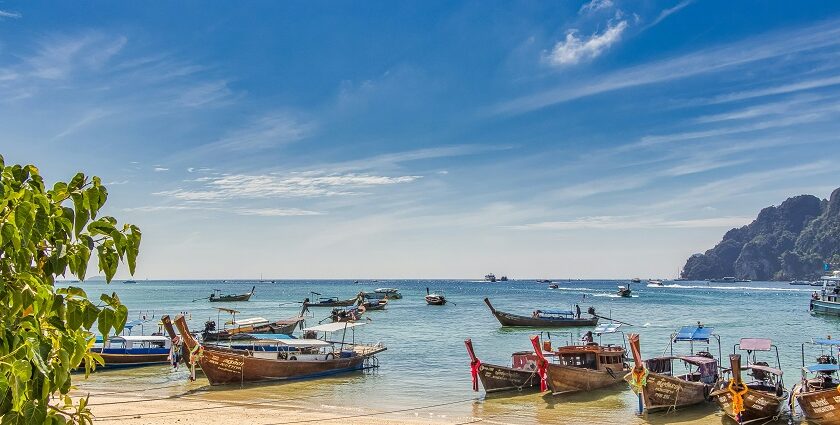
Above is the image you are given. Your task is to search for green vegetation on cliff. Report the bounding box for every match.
[683,187,840,281]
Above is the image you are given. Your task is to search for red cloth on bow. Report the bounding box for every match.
[537,358,548,392]
[470,359,482,391]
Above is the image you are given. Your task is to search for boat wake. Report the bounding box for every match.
[593,293,638,298]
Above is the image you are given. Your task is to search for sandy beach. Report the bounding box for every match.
[86,392,475,424]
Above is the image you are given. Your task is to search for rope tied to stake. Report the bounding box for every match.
[727,379,749,421]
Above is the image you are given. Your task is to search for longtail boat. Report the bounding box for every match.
[484,298,598,328]
[303,294,360,308]
[209,285,255,302]
[201,306,305,342]
[532,323,629,395]
[374,288,402,299]
[425,288,446,305]
[169,315,385,385]
[91,335,172,368]
[359,297,388,311]
[330,305,365,322]
[792,338,840,423]
[617,283,632,297]
[464,338,555,394]
[625,326,720,414]
[711,339,787,424]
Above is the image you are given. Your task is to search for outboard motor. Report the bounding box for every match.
[204,320,217,332]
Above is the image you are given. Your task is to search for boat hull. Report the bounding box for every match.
[545,363,626,395]
[713,387,786,424]
[425,296,446,305]
[793,384,840,424]
[93,351,170,368]
[477,363,540,393]
[491,311,597,327]
[811,299,840,316]
[640,373,710,412]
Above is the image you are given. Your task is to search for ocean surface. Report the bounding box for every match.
[72,279,839,424]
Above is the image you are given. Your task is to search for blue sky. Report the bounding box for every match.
[2,1,839,279]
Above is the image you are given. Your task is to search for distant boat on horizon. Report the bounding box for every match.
[484,274,496,282]
[122,279,137,284]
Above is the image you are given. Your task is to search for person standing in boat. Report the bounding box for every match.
[581,331,593,344]
[575,304,581,319]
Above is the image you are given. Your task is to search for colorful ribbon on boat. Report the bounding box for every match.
[836,383,840,394]
[727,379,748,421]
[536,357,548,392]
[470,359,482,392]
[626,366,648,394]
[188,344,204,382]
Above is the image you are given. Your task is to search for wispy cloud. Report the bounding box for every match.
[155,172,422,201]
[543,18,628,66]
[0,9,21,19]
[579,0,613,14]
[235,208,323,217]
[198,111,315,153]
[643,0,694,30]
[154,167,169,172]
[703,75,840,105]
[124,205,322,217]
[176,80,235,108]
[495,18,840,115]
[508,215,752,230]
[50,108,112,141]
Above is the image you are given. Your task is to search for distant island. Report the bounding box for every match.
[682,187,840,281]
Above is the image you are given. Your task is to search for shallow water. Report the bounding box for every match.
[72,279,839,424]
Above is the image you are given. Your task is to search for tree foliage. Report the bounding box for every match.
[0,155,141,424]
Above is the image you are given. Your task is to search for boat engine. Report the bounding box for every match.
[204,320,217,332]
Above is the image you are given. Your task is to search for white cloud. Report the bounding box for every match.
[176,80,235,108]
[155,172,422,201]
[235,208,323,217]
[579,0,613,14]
[704,75,840,105]
[544,19,628,66]
[509,215,752,230]
[643,0,694,30]
[0,10,21,19]
[154,167,169,172]
[494,18,840,115]
[51,108,112,141]
[198,112,314,153]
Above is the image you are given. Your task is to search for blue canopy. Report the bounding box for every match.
[674,326,714,342]
[124,319,147,330]
[814,339,840,346]
[538,310,573,316]
[805,364,840,373]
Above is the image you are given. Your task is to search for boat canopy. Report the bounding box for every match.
[739,338,772,351]
[123,319,149,331]
[303,322,366,332]
[594,323,622,334]
[805,364,840,373]
[238,338,331,348]
[374,288,399,293]
[673,326,714,342]
[110,335,169,343]
[230,317,270,326]
[537,310,573,316]
[745,364,783,376]
[814,339,840,346]
[215,307,240,314]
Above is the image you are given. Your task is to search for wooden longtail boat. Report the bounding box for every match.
[625,329,719,414]
[303,294,360,308]
[484,298,598,328]
[91,335,172,368]
[209,285,255,302]
[374,288,402,299]
[711,339,787,424]
[330,305,365,322]
[171,315,385,385]
[359,298,387,311]
[531,324,629,395]
[464,338,547,393]
[617,283,632,297]
[425,288,446,305]
[791,338,840,424]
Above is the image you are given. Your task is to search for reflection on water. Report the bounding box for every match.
[69,279,831,424]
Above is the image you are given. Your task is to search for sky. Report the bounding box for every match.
[1,1,840,279]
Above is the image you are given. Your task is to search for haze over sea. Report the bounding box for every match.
[75,279,833,424]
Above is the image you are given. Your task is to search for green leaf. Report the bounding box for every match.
[97,308,115,341]
[71,193,89,238]
[11,360,31,381]
[14,201,36,244]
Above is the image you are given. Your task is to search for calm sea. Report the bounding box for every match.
[73,279,838,424]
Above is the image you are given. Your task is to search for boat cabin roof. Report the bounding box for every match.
[215,307,240,314]
[303,322,365,332]
[241,338,332,348]
[229,317,270,326]
[813,338,840,346]
[110,335,169,343]
[652,355,717,366]
[556,344,624,355]
[375,288,399,293]
[739,338,772,351]
[745,364,783,376]
[673,326,714,342]
[537,309,573,316]
[594,323,622,334]
[805,364,840,373]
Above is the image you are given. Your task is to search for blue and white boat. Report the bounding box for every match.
[91,335,172,368]
[809,271,840,316]
[792,338,840,422]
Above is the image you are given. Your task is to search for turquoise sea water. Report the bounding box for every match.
[74,279,839,424]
